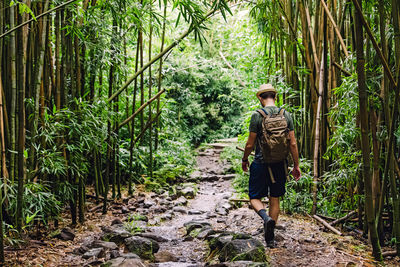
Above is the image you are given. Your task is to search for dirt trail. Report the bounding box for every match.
[6,143,389,266]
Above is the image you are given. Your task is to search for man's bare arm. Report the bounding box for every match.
[242,132,257,172]
[289,130,301,180]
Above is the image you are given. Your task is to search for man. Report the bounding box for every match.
[242,83,301,247]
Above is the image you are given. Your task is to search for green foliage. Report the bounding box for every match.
[2,181,61,229]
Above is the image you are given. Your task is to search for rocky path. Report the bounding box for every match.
[7,142,387,266]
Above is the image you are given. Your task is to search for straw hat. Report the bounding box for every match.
[256,84,277,98]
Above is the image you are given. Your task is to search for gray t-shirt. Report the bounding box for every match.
[249,106,294,163]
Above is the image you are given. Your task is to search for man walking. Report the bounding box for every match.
[242,83,301,247]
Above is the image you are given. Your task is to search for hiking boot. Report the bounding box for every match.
[263,216,275,243]
[266,239,277,248]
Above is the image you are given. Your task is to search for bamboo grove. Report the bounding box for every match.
[0,0,400,264]
[0,0,231,263]
[248,0,400,260]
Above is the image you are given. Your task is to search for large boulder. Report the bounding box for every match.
[124,236,160,260]
[219,238,266,262]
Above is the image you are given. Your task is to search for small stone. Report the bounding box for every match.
[72,245,89,255]
[275,224,286,230]
[161,212,173,221]
[109,250,120,259]
[183,235,194,241]
[91,240,118,250]
[172,206,187,214]
[181,187,195,199]
[119,253,140,259]
[184,220,212,234]
[188,209,203,215]
[175,196,188,206]
[111,218,123,225]
[154,251,179,263]
[122,206,130,214]
[83,247,105,259]
[143,200,156,208]
[101,257,146,267]
[215,207,228,216]
[56,227,75,241]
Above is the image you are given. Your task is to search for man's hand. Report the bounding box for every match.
[291,165,301,181]
[242,160,249,172]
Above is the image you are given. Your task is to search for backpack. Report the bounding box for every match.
[256,108,290,164]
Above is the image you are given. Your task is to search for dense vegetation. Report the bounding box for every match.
[0,0,400,263]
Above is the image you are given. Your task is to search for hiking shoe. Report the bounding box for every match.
[266,239,277,248]
[263,216,275,243]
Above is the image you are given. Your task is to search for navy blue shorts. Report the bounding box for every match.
[248,161,287,199]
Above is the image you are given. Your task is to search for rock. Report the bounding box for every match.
[143,200,156,208]
[154,251,178,263]
[149,205,166,213]
[217,218,226,224]
[205,212,217,219]
[232,233,252,240]
[217,262,269,267]
[215,207,228,216]
[101,225,133,245]
[219,238,266,262]
[72,245,89,255]
[184,220,212,234]
[122,206,130,214]
[112,218,123,225]
[110,250,120,259]
[136,233,169,242]
[208,233,233,251]
[172,206,187,214]
[124,236,160,260]
[181,187,195,199]
[175,196,188,206]
[274,233,284,242]
[220,202,233,211]
[197,228,215,239]
[161,212,173,221]
[188,209,203,215]
[54,227,75,241]
[119,253,140,259]
[275,224,286,230]
[83,247,105,259]
[101,257,147,267]
[91,240,118,250]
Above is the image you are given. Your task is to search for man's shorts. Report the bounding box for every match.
[248,161,287,199]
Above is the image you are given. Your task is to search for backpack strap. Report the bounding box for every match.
[256,109,268,118]
[278,108,285,116]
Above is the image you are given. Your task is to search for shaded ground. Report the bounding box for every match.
[5,141,400,266]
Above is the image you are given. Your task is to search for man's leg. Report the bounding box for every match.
[250,199,264,212]
[268,197,280,222]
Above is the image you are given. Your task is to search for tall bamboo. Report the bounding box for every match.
[353,0,382,260]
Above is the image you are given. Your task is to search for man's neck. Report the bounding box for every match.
[262,99,276,107]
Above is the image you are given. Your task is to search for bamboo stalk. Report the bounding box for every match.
[108,8,220,102]
[330,210,357,226]
[312,48,325,215]
[0,0,77,39]
[332,61,351,77]
[320,0,349,57]
[313,215,342,235]
[119,89,165,128]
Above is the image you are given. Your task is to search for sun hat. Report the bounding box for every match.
[256,84,277,98]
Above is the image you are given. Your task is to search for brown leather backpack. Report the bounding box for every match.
[256,108,290,164]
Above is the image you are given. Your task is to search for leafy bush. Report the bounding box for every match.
[3,181,61,229]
